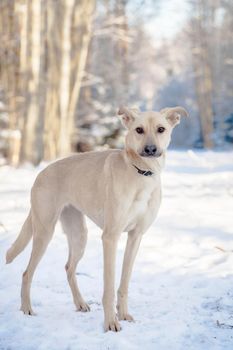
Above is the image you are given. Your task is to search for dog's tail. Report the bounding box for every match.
[6,210,33,264]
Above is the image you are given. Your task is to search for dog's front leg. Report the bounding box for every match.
[117,231,142,321]
[102,229,121,332]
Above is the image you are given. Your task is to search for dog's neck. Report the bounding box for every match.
[133,164,154,176]
[123,148,165,175]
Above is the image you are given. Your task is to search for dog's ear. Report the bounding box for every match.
[160,106,188,127]
[118,106,140,129]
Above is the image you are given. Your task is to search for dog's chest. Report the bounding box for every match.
[133,190,151,212]
[124,187,156,231]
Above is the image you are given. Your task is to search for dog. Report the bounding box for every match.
[6,106,188,332]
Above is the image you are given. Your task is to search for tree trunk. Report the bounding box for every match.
[45,0,95,160]
[58,0,76,157]
[0,0,21,165]
[20,0,43,164]
[67,0,96,146]
[43,0,61,160]
[192,0,214,149]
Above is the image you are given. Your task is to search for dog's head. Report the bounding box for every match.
[118,106,188,160]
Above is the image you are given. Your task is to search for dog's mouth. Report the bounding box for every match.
[140,151,163,158]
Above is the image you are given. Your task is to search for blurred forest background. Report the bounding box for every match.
[0,0,233,165]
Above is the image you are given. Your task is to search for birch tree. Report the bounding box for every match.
[191,0,215,148]
[1,0,95,165]
[0,0,21,165]
[20,0,44,164]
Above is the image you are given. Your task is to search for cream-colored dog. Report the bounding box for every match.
[6,106,188,332]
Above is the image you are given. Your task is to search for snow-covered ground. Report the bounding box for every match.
[1,150,233,350]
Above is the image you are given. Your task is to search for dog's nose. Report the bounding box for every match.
[144,145,157,156]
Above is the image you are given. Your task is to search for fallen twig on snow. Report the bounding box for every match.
[215,246,233,253]
[216,320,233,329]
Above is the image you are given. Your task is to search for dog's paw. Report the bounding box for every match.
[20,304,36,316]
[104,316,121,332]
[76,301,90,312]
[117,303,135,322]
[118,312,135,322]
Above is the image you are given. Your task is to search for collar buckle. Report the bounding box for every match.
[133,165,153,177]
[143,170,153,176]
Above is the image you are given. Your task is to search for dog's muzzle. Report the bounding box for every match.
[140,145,162,158]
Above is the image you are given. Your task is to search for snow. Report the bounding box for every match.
[1,150,233,350]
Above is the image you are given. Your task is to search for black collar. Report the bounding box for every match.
[133,165,154,177]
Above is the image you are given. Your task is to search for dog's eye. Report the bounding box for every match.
[158,127,165,133]
[136,127,144,134]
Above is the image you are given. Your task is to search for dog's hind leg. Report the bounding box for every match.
[60,205,90,312]
[20,204,59,315]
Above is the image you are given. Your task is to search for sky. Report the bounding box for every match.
[144,0,190,41]
[126,0,190,42]
[98,0,190,41]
